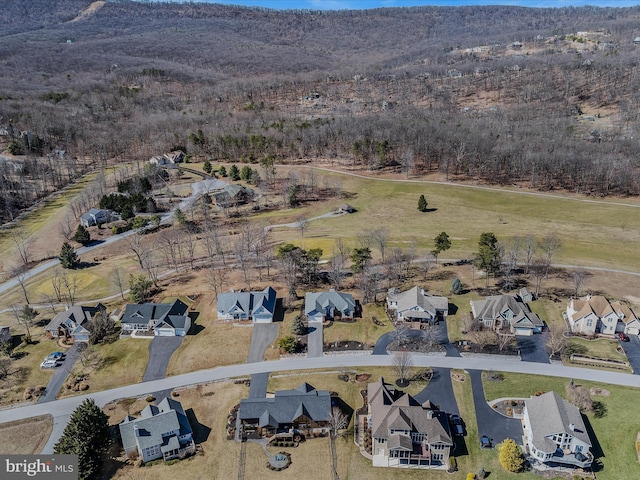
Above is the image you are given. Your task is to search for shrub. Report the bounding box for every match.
[499,438,524,472]
[146,395,155,403]
[467,473,476,480]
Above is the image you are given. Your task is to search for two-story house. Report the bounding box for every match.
[566,295,640,336]
[368,378,453,469]
[119,397,195,463]
[523,391,593,469]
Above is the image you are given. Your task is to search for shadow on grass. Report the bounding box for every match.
[453,435,469,457]
[448,303,459,315]
[273,298,285,323]
[582,414,604,472]
[187,407,212,444]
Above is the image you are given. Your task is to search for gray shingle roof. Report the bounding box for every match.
[387,286,448,318]
[121,299,189,328]
[526,391,591,454]
[304,290,355,317]
[368,378,452,445]
[119,397,192,454]
[45,304,104,334]
[239,383,331,426]
[216,287,276,318]
[471,295,543,329]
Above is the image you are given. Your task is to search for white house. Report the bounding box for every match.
[523,391,593,469]
[387,287,448,324]
[216,287,277,323]
[119,397,195,463]
[566,295,639,336]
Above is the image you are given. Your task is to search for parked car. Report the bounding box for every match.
[47,352,65,361]
[40,359,59,369]
[480,435,492,449]
[450,415,464,436]
[617,332,630,342]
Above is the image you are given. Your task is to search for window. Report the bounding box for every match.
[586,319,593,327]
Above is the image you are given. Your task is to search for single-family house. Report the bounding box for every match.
[238,383,332,439]
[149,150,185,166]
[387,287,448,324]
[80,208,111,227]
[471,294,544,336]
[305,289,356,322]
[566,295,639,336]
[338,204,356,213]
[0,326,11,344]
[119,397,195,463]
[212,184,253,207]
[45,304,106,342]
[120,299,191,336]
[217,287,277,323]
[368,378,453,469]
[523,391,593,469]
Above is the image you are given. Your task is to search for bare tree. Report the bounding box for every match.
[125,231,149,270]
[10,304,37,344]
[329,406,349,437]
[572,269,589,298]
[495,332,515,351]
[87,310,116,345]
[546,323,567,360]
[296,216,309,238]
[61,273,79,306]
[51,268,64,302]
[539,234,562,278]
[369,228,390,263]
[522,234,537,274]
[206,265,229,297]
[392,350,413,383]
[59,212,76,241]
[110,267,126,301]
[11,228,32,267]
[422,252,434,281]
[531,255,547,297]
[12,266,30,304]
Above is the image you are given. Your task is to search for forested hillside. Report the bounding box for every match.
[2,0,640,221]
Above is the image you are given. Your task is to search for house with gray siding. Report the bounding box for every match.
[120,299,191,336]
[387,287,448,324]
[216,287,277,323]
[80,208,111,227]
[119,397,195,463]
[305,289,356,322]
[471,294,543,336]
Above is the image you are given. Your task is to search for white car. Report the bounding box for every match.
[40,359,59,369]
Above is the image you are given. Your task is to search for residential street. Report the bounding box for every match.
[2,353,639,430]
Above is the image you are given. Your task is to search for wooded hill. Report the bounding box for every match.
[2,0,640,221]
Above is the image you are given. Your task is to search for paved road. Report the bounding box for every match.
[247,324,280,363]
[469,370,523,445]
[3,353,640,429]
[307,321,324,358]
[142,337,184,382]
[39,343,83,404]
[414,367,459,416]
[517,332,550,364]
[618,335,640,374]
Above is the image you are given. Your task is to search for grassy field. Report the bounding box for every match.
[323,303,393,347]
[482,372,640,480]
[0,416,53,454]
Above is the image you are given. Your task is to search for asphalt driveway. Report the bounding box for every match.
[413,367,459,416]
[39,343,83,403]
[248,372,269,398]
[517,331,550,363]
[307,321,323,358]
[618,334,640,374]
[143,336,184,382]
[373,321,460,357]
[247,324,280,363]
[469,370,523,446]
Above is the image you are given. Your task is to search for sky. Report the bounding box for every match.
[186,1,640,9]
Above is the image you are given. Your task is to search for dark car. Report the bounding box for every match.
[480,435,492,449]
[47,352,66,361]
[618,332,630,342]
[450,415,464,436]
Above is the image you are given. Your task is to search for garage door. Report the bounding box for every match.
[627,327,639,336]
[515,328,533,336]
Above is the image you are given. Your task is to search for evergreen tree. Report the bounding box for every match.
[228,164,240,181]
[73,225,91,246]
[451,278,463,294]
[418,194,428,212]
[59,242,80,269]
[278,335,299,353]
[498,438,523,472]
[218,165,227,177]
[54,398,111,480]
[129,274,153,303]
[290,315,307,335]
[349,247,372,273]
[432,231,451,262]
[240,165,252,181]
[203,159,212,174]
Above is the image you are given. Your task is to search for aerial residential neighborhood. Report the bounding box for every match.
[1,1,640,480]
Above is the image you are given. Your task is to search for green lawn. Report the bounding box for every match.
[482,372,640,480]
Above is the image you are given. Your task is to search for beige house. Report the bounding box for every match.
[565,295,640,336]
[368,378,453,469]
